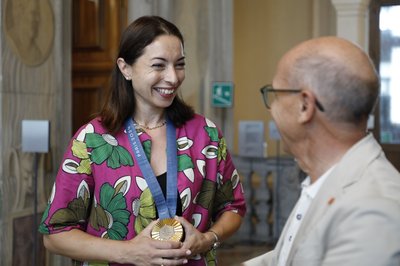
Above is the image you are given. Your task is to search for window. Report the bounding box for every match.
[370,0,400,171]
[378,5,400,144]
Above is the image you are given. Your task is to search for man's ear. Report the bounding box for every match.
[298,90,317,123]
[116,58,132,80]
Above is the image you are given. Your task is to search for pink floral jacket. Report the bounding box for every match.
[39,114,246,265]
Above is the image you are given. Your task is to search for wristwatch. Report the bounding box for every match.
[208,230,221,250]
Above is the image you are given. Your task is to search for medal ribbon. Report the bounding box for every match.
[125,118,178,219]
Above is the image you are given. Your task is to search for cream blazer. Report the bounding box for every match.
[242,134,400,266]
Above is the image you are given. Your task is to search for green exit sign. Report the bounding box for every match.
[212,82,234,108]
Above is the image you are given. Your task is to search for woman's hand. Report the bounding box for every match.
[120,219,191,266]
[175,216,215,257]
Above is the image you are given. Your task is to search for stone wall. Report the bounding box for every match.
[0,1,71,265]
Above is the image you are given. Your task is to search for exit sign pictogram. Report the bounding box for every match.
[212,82,234,108]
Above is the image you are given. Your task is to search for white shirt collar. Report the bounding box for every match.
[301,165,336,199]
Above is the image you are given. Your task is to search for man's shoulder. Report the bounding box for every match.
[359,155,400,203]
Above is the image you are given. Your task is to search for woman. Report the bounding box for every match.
[39,16,246,266]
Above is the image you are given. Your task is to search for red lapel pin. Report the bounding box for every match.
[328,197,335,205]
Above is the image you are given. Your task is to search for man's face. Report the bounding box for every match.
[269,60,300,156]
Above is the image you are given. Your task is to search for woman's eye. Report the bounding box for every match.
[152,64,165,69]
[176,62,186,69]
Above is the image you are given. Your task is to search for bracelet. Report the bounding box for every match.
[207,229,221,250]
[208,229,219,242]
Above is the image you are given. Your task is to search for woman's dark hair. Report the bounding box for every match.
[99,16,194,134]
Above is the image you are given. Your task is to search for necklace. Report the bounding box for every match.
[134,120,167,130]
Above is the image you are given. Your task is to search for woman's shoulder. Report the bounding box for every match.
[72,117,110,138]
[185,113,219,128]
[180,113,222,140]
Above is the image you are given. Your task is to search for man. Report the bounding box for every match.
[242,36,400,266]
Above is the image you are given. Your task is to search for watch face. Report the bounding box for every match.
[213,241,221,249]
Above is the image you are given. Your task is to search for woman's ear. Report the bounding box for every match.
[116,58,132,80]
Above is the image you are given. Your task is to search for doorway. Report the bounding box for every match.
[72,0,127,133]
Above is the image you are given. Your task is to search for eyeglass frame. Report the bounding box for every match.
[260,84,325,112]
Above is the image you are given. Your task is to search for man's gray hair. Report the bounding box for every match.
[290,53,379,124]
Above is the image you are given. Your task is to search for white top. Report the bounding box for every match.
[277,166,335,266]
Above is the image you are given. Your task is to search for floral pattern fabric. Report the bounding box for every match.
[39,114,246,266]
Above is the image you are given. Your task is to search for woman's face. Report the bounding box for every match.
[121,35,185,112]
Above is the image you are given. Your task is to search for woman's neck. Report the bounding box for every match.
[133,109,166,129]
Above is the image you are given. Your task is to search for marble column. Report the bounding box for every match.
[331,0,371,50]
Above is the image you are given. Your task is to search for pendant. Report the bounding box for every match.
[151,218,184,242]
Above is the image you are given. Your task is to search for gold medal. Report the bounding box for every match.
[151,218,184,242]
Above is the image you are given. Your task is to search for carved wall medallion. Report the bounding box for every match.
[3,0,54,66]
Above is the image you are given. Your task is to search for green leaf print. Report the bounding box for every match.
[86,133,134,169]
[109,221,128,239]
[134,188,156,234]
[100,184,115,208]
[107,148,120,168]
[135,215,152,235]
[143,140,152,161]
[112,209,130,225]
[205,126,219,142]
[139,189,157,218]
[38,204,51,234]
[178,154,194,171]
[48,181,90,229]
[205,249,217,266]
[92,183,130,240]
[90,177,130,237]
[217,137,227,163]
[85,262,108,266]
[50,197,88,227]
[76,158,91,174]
[106,193,125,213]
[213,179,235,213]
[196,179,216,210]
[70,140,92,174]
[114,146,134,166]
[89,204,108,231]
[91,144,113,165]
[85,133,107,148]
[72,140,89,159]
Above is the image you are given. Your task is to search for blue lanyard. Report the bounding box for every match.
[125,118,178,219]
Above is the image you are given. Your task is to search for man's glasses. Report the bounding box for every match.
[260,84,325,112]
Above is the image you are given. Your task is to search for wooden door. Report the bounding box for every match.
[72,0,127,133]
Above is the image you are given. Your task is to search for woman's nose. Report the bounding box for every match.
[164,66,179,84]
